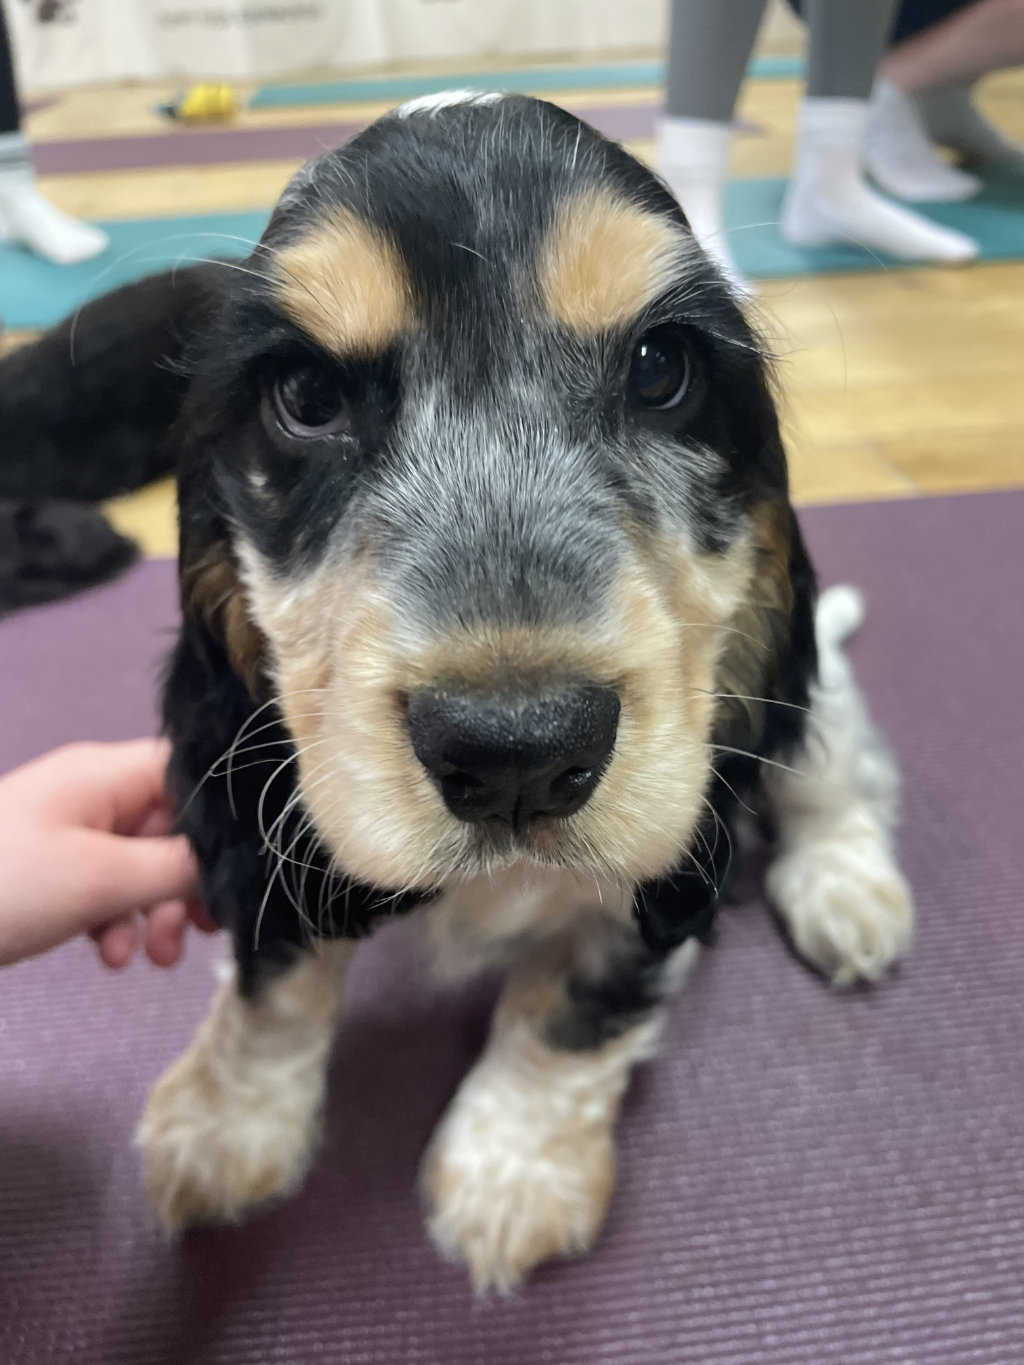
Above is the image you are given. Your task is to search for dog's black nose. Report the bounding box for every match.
[407,686,620,827]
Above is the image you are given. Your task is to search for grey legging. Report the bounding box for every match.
[665,0,901,121]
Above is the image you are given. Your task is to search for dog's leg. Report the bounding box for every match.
[422,923,696,1292]
[137,939,354,1231]
[763,586,913,985]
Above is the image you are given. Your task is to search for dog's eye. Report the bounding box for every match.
[628,328,691,410]
[272,361,351,438]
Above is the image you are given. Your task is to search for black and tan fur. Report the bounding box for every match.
[11,93,913,1291]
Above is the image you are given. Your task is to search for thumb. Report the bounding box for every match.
[79,832,199,921]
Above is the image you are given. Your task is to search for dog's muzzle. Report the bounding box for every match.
[408,685,620,829]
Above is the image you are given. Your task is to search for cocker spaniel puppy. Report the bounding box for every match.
[0,266,222,613]
[49,93,915,1291]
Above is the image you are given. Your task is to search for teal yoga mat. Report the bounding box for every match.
[249,54,804,110]
[3,169,1022,332]
[0,211,269,332]
[723,167,1024,278]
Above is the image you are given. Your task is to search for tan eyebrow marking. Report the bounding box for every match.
[271,206,415,355]
[537,187,693,333]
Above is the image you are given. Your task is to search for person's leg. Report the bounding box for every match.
[0,2,108,265]
[886,0,1024,91]
[886,0,1024,164]
[792,0,981,197]
[656,0,767,295]
[803,0,901,97]
[781,0,978,260]
[863,75,982,200]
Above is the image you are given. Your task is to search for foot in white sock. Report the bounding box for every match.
[864,80,980,203]
[781,99,978,264]
[655,116,756,299]
[0,133,109,266]
[919,86,1024,169]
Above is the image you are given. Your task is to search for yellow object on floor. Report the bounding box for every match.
[165,83,240,124]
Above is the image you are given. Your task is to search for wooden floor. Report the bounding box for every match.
[9,63,1024,556]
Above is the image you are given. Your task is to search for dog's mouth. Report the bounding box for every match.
[470,810,567,848]
[453,807,599,875]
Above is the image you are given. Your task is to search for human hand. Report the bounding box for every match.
[0,739,216,970]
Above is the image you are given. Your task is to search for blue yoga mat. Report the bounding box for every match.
[0,211,269,332]
[249,55,804,111]
[3,169,1022,332]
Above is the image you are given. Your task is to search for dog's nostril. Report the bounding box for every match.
[443,770,488,796]
[549,766,594,801]
[407,686,619,827]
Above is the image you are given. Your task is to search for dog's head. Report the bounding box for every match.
[176,93,812,897]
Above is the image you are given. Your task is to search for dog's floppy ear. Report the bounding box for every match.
[166,496,281,933]
[634,504,816,956]
[162,579,293,981]
[0,263,228,503]
[163,527,420,990]
[178,532,267,703]
[162,396,335,981]
[634,481,817,959]
[714,496,818,761]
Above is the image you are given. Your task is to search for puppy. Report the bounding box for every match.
[0,267,224,614]
[96,93,908,1292]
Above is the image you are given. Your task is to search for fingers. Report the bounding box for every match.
[31,739,175,832]
[91,915,138,970]
[76,830,199,923]
[144,901,189,967]
[91,898,218,970]
[90,738,177,836]
[133,804,177,840]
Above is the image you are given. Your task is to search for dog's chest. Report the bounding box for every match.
[422,862,632,979]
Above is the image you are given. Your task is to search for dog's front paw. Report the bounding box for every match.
[136,1046,321,1232]
[767,831,913,986]
[421,1072,614,1293]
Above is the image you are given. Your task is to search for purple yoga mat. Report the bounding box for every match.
[1,491,1022,1364]
[30,103,652,176]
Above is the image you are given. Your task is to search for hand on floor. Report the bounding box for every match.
[0,739,215,970]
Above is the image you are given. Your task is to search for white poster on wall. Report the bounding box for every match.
[7,0,665,90]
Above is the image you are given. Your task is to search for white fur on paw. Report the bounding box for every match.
[768,833,913,986]
[421,1072,614,1293]
[816,584,865,648]
[136,1048,321,1232]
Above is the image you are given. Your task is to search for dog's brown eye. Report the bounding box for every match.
[629,328,691,410]
[273,362,351,438]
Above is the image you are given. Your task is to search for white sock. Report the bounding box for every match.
[0,132,109,266]
[864,79,980,202]
[919,85,1024,167]
[780,98,978,263]
[655,116,755,299]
